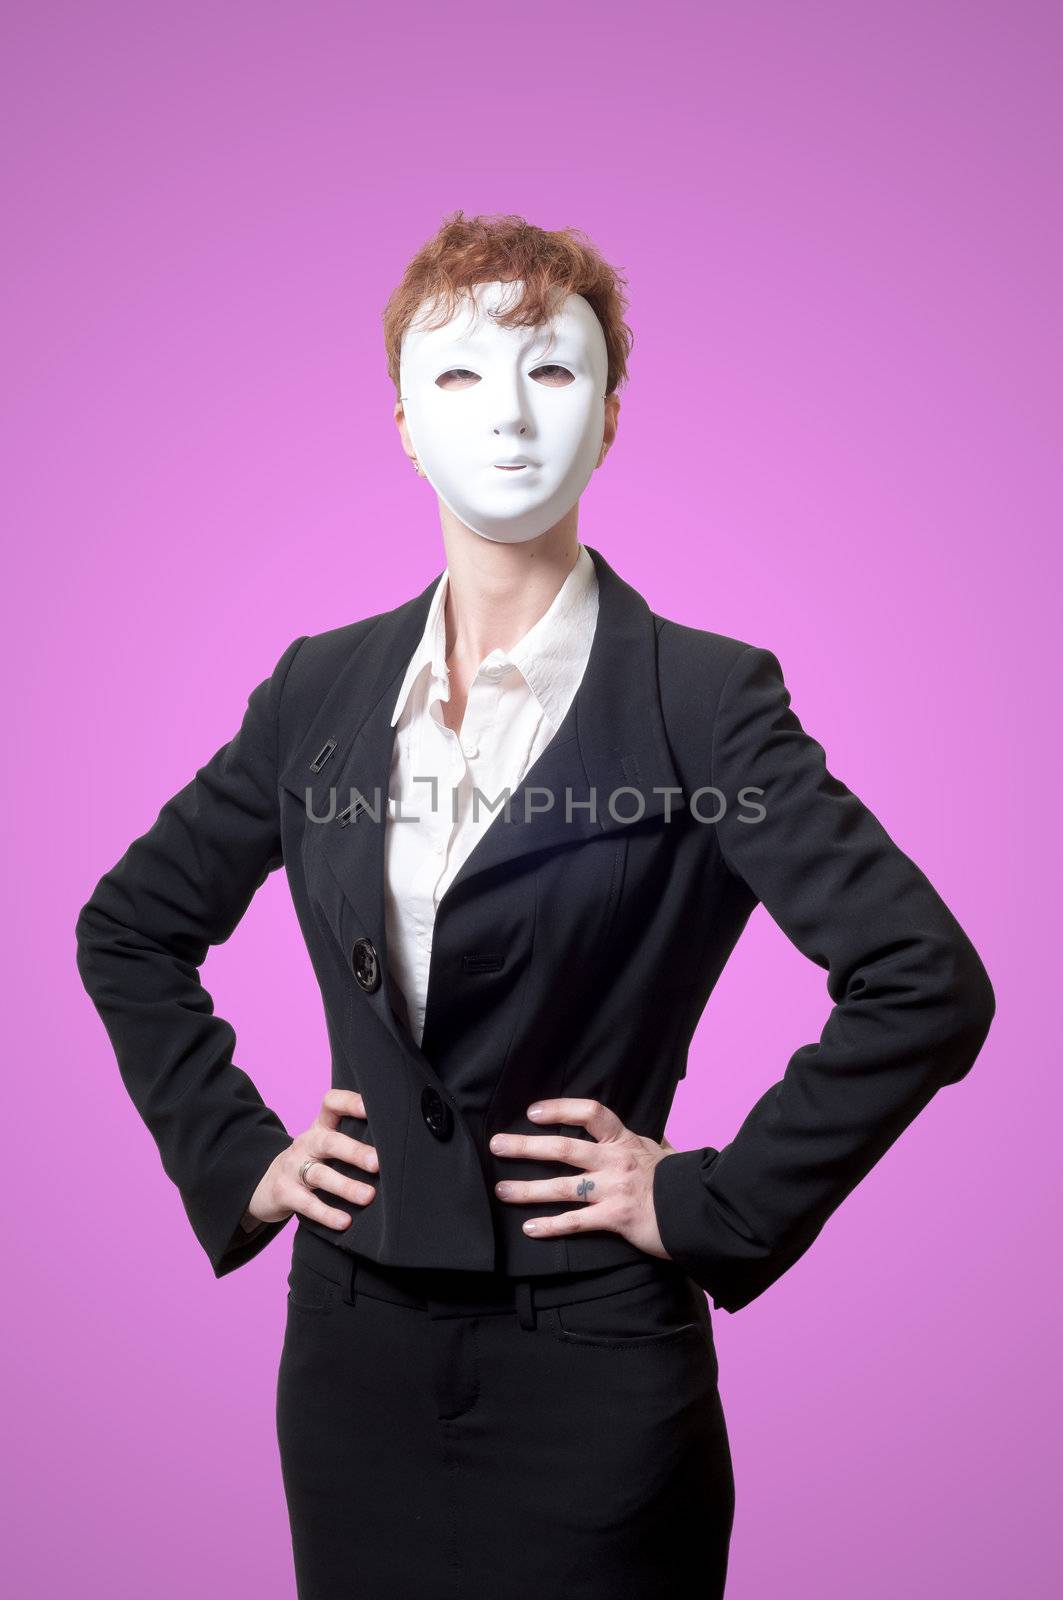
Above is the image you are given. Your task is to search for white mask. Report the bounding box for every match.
[398,279,610,544]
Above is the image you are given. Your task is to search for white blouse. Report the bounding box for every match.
[383,542,600,1047]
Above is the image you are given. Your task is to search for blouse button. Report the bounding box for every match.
[461,740,478,759]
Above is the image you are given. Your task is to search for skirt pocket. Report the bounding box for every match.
[286,1251,339,1315]
[544,1270,707,1350]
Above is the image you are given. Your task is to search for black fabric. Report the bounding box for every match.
[75,543,995,1313]
[276,1224,734,1599]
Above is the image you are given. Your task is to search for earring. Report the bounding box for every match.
[412,458,425,476]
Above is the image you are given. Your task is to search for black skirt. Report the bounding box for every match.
[276,1222,735,1600]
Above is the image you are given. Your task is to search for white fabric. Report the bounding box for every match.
[384,543,599,1046]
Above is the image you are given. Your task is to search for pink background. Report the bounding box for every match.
[5,1,1059,1594]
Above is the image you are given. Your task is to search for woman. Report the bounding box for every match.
[75,211,995,1599]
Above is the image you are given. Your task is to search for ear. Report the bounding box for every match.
[596,394,621,468]
[394,399,417,466]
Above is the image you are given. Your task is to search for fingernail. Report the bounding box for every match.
[523,1220,540,1233]
[496,1182,512,1196]
[528,1106,545,1118]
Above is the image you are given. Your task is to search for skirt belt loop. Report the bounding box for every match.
[342,1255,359,1308]
[515,1279,536,1330]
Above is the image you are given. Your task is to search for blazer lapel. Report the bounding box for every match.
[441,544,687,900]
[280,543,687,1062]
[279,568,441,1049]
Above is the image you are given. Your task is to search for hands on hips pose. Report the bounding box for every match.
[246,1089,677,1260]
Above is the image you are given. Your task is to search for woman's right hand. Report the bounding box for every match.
[245,1089,379,1232]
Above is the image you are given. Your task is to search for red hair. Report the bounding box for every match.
[382,210,634,398]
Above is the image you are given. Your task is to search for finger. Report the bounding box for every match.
[286,1184,357,1231]
[315,1127,379,1174]
[520,1205,614,1239]
[489,1131,609,1167]
[495,1173,603,1204]
[293,1156,377,1211]
[319,1088,368,1130]
[526,1098,626,1139]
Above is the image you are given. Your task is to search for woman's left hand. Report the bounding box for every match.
[489,1098,679,1261]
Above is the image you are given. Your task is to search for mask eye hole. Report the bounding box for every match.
[435,368,481,389]
[433,364,575,390]
[530,364,574,386]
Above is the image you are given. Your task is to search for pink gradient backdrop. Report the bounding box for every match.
[5,1,1059,1594]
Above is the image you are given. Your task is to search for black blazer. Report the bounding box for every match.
[75,544,995,1313]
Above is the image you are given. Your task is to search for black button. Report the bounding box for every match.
[421,1087,453,1141]
[351,937,380,993]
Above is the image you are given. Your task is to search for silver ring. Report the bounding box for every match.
[299,1157,321,1189]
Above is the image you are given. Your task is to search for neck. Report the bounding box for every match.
[438,509,582,668]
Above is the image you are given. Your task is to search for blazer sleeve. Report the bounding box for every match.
[75,635,309,1279]
[651,644,996,1314]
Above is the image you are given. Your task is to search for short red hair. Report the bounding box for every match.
[382,210,634,399]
